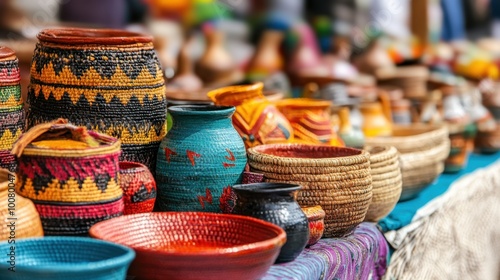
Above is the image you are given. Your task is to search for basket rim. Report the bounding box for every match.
[89,212,287,257]
[0,236,135,272]
[37,28,152,45]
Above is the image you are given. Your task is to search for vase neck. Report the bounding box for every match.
[169,105,235,129]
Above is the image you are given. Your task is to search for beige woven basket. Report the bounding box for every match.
[364,146,402,222]
[365,124,450,200]
[247,144,372,238]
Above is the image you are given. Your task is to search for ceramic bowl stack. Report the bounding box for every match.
[364,146,402,222]
[365,124,449,200]
[247,144,372,238]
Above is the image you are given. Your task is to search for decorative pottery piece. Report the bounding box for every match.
[390,99,412,124]
[90,212,286,280]
[359,101,392,137]
[364,146,402,222]
[337,107,365,149]
[232,183,309,263]
[275,98,344,146]
[246,30,284,81]
[247,144,372,238]
[353,39,395,75]
[119,161,156,215]
[195,27,236,85]
[366,124,450,200]
[0,47,24,172]
[155,105,247,213]
[0,237,135,280]
[0,168,44,240]
[301,205,325,246]
[26,28,167,172]
[207,83,293,148]
[169,38,203,92]
[375,66,429,99]
[12,119,123,236]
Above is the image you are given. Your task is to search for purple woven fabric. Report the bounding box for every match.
[263,223,388,280]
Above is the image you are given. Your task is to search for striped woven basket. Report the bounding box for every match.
[0,168,44,240]
[247,144,372,238]
[364,146,402,222]
[12,119,123,236]
[366,124,450,200]
[26,28,167,173]
[0,47,25,172]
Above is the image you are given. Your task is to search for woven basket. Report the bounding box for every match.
[364,146,402,222]
[375,66,429,99]
[26,28,167,172]
[0,47,24,172]
[247,144,372,238]
[0,168,44,240]
[12,119,123,235]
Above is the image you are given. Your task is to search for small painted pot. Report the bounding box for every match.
[232,182,309,263]
[301,205,325,246]
[119,161,156,215]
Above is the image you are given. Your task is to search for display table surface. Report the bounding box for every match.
[264,223,388,280]
[379,152,500,234]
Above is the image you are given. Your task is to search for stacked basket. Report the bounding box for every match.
[0,47,24,172]
[366,124,449,200]
[247,144,372,238]
[364,146,402,222]
[12,119,124,236]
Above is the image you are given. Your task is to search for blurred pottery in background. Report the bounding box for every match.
[246,30,284,81]
[208,83,293,148]
[337,107,365,149]
[359,100,392,137]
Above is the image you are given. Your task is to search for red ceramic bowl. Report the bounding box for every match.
[89,212,286,280]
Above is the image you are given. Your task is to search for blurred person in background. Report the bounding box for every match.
[492,0,500,38]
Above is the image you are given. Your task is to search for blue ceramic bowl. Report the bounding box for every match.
[0,237,135,280]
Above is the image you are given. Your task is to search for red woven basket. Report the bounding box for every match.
[89,212,286,280]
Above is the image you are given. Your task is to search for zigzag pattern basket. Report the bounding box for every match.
[247,144,372,238]
[0,47,25,172]
[26,28,167,172]
[12,119,123,236]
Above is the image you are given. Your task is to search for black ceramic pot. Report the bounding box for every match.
[232,183,309,263]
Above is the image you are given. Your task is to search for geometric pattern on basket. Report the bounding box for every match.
[28,43,167,171]
[0,59,20,85]
[0,85,23,107]
[35,196,124,219]
[16,153,121,203]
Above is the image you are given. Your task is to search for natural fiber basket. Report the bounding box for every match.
[26,28,167,172]
[366,124,450,200]
[247,144,372,238]
[375,66,429,99]
[0,47,24,171]
[0,168,44,240]
[12,119,123,235]
[364,146,402,222]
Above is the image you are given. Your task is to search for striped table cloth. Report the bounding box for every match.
[264,223,389,280]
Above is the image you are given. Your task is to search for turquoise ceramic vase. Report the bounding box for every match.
[155,105,247,212]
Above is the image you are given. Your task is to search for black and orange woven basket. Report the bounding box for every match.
[26,28,167,172]
[12,119,124,236]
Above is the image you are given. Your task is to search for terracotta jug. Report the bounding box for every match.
[354,39,394,75]
[359,93,393,137]
[169,38,203,92]
[207,83,293,148]
[195,27,235,84]
[275,98,344,146]
[246,30,284,81]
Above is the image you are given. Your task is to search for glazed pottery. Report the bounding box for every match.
[90,212,286,280]
[337,106,365,149]
[365,124,450,200]
[364,146,402,222]
[359,101,392,137]
[208,83,293,148]
[0,237,135,280]
[246,30,284,81]
[26,28,167,172]
[195,27,235,84]
[247,144,372,238]
[12,119,123,236]
[0,168,44,240]
[301,205,325,246]
[275,98,344,146]
[0,47,24,172]
[155,105,246,213]
[232,183,309,263]
[119,161,156,215]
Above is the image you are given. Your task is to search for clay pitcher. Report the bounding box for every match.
[359,93,393,137]
[246,30,284,81]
